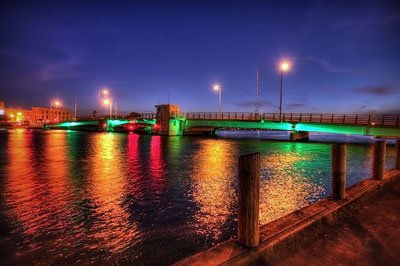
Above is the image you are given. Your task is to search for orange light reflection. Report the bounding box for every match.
[87,133,139,253]
[190,139,237,240]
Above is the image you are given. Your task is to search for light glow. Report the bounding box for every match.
[213,84,220,91]
[281,62,289,71]
[104,99,110,105]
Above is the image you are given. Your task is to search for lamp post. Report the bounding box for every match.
[279,62,289,122]
[98,89,108,118]
[213,84,222,113]
[104,99,112,119]
[51,100,62,122]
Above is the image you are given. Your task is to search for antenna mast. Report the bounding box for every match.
[74,97,77,120]
[256,68,259,114]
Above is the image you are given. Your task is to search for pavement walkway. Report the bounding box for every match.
[262,180,400,266]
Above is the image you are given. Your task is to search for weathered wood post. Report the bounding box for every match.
[395,139,400,170]
[332,144,346,200]
[238,152,260,248]
[372,140,386,180]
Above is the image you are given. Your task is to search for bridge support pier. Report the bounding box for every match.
[290,131,309,142]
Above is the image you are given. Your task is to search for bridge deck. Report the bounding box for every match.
[183,112,400,127]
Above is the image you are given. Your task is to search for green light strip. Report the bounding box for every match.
[186,119,400,137]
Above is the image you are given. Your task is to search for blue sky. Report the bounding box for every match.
[0,0,399,114]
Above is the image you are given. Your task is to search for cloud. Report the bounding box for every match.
[284,96,311,111]
[0,49,44,65]
[306,57,359,75]
[350,85,395,95]
[377,105,400,114]
[40,57,82,81]
[234,100,276,108]
[285,103,306,109]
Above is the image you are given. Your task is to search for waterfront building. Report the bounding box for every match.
[0,101,4,116]
[31,107,72,124]
[4,108,33,123]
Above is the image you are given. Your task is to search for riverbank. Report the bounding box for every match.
[174,169,400,265]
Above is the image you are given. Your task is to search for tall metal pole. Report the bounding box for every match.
[279,69,283,122]
[115,102,118,119]
[109,102,112,119]
[218,88,222,113]
[50,102,53,122]
[97,91,100,118]
[256,68,259,114]
[74,97,77,120]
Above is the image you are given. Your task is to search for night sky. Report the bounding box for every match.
[1,0,399,115]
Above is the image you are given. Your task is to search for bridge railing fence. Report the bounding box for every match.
[184,112,262,120]
[182,112,399,126]
[140,113,156,119]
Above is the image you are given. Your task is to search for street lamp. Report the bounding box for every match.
[51,99,62,122]
[104,99,112,119]
[98,88,109,118]
[279,62,290,122]
[213,83,222,113]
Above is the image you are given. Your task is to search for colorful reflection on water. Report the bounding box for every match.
[0,129,396,265]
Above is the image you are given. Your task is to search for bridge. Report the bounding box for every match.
[46,118,157,133]
[179,112,400,140]
[47,104,400,140]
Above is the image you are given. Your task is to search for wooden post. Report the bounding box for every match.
[395,139,400,170]
[332,144,346,200]
[372,140,386,180]
[238,152,260,248]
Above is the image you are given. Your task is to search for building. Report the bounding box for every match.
[31,107,72,124]
[155,104,182,135]
[4,108,33,124]
[0,101,4,117]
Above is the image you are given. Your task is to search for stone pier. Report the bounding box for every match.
[290,131,309,141]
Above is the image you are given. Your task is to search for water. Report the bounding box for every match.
[0,129,396,265]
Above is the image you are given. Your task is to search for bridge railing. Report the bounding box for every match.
[183,112,261,120]
[182,112,400,126]
[140,113,156,119]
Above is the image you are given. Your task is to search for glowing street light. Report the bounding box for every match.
[50,99,62,122]
[213,83,222,113]
[51,99,62,107]
[279,61,290,122]
[98,88,109,118]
